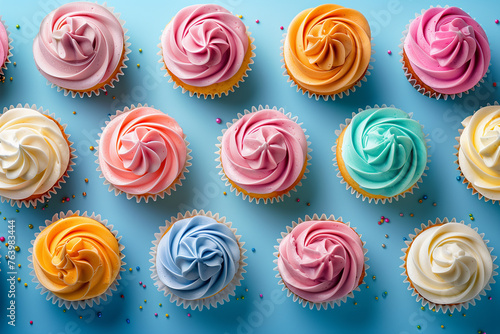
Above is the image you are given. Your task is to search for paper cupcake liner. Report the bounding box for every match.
[48,3,131,98]
[332,104,430,204]
[399,5,489,101]
[95,103,192,203]
[273,213,369,310]
[215,105,312,204]
[28,210,126,310]
[158,27,255,99]
[0,103,77,208]
[281,33,375,101]
[454,101,500,204]
[149,209,247,310]
[0,16,13,76]
[400,217,498,313]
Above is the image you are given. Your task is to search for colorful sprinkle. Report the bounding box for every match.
[496,19,499,24]
[159,303,162,306]
[17,277,21,282]
[251,248,255,252]
[143,284,146,288]
[121,295,124,298]
[82,192,87,197]
[139,281,142,285]
[456,176,461,181]
[238,15,243,19]
[139,306,143,310]
[16,25,20,29]
[155,313,158,317]
[216,118,222,124]
[423,195,428,200]
[255,19,259,23]
[384,218,389,223]
[139,48,143,53]
[85,178,89,183]
[400,213,403,217]
[129,268,133,272]
[72,111,76,115]
[441,325,444,329]
[417,325,421,330]
[187,313,191,317]
[137,64,140,68]
[136,266,140,271]
[421,307,425,311]
[165,314,169,318]
[387,50,392,55]
[418,199,423,203]
[306,202,310,206]
[89,146,94,151]
[372,275,376,280]
[14,246,20,252]
[30,321,33,325]
[410,213,414,217]
[489,296,492,300]
[223,192,227,195]
[375,296,378,300]
[259,294,263,298]
[296,198,300,202]
[97,312,102,318]
[381,244,386,248]
[0,237,4,242]
[494,82,497,87]
[433,202,437,206]
[18,264,21,268]
[384,234,388,238]
[126,319,130,324]
[280,26,284,30]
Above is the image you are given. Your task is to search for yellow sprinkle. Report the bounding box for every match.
[353,302,357,305]
[241,296,245,300]
[72,111,76,115]
[89,146,94,151]
[129,268,133,272]
[4,243,8,247]
[223,192,227,195]
[63,309,66,313]
[441,325,444,329]
[238,15,243,19]
[72,195,75,198]
[17,278,21,282]
[462,313,466,317]
[139,306,143,310]
[366,285,369,289]
[137,64,140,68]
[421,307,425,311]
[372,275,376,280]
[13,62,16,66]
[144,299,147,303]
[159,303,162,307]
[375,297,378,300]
[24,283,27,287]
[165,314,169,318]
[10,77,13,81]
[18,264,21,268]
[139,49,143,53]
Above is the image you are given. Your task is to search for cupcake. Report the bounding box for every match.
[0,16,12,76]
[29,210,125,309]
[33,2,130,97]
[150,210,246,310]
[0,104,75,208]
[97,104,191,203]
[401,6,490,100]
[274,214,368,310]
[282,4,372,101]
[457,104,500,203]
[216,105,310,204]
[401,218,497,312]
[334,106,428,203]
[159,4,255,98]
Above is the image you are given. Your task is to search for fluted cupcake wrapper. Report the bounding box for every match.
[48,2,131,98]
[399,5,490,101]
[95,103,192,203]
[0,16,13,76]
[149,209,247,310]
[454,101,500,204]
[158,27,255,99]
[0,103,77,208]
[28,210,126,310]
[400,217,498,313]
[215,105,312,204]
[332,104,430,204]
[273,213,369,310]
[281,33,375,101]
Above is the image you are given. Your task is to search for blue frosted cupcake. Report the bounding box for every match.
[150,210,246,310]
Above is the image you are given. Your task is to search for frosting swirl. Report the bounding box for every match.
[284,4,371,95]
[221,109,307,195]
[278,220,365,303]
[33,2,125,91]
[156,215,240,300]
[99,107,187,195]
[161,4,249,87]
[340,107,427,197]
[0,108,70,200]
[406,223,493,305]
[0,20,8,68]
[404,7,490,95]
[459,106,500,200]
[33,215,121,301]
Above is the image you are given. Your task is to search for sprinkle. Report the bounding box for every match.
[17,277,21,282]
[375,296,379,300]
[139,49,143,53]
[496,19,499,24]
[30,321,33,325]
[418,199,423,203]
[456,176,462,181]
[16,25,20,29]
[280,26,284,30]
[259,294,263,298]
[421,307,425,311]
[14,246,20,252]
[121,295,124,298]
[241,296,245,300]
[494,82,497,87]
[18,264,21,268]
[433,202,437,206]
[489,296,492,300]
[423,195,428,200]
[366,285,369,289]
[159,303,162,306]
[381,244,386,248]
[255,19,259,23]
[251,248,255,252]
[72,195,75,198]
[10,77,13,81]
[82,192,87,197]
[372,275,376,280]
[387,50,392,55]
[384,234,388,238]
[143,284,146,288]
[469,213,473,216]
[155,313,158,317]
[126,319,130,324]
[139,306,143,310]
[354,302,357,305]
[129,268,132,272]
[306,202,310,206]
[144,299,147,303]
[79,316,83,319]
[105,91,108,96]
[216,118,222,124]
[139,281,142,285]
[410,213,414,217]
[381,216,384,220]
[0,237,4,242]
[165,314,169,318]
[13,62,16,66]
[378,221,382,225]
[97,312,102,318]
[89,146,94,151]
[187,313,191,317]
[296,198,300,202]
[72,111,76,115]
[63,310,66,313]
[384,218,389,223]
[16,209,19,213]
[470,217,475,221]
[136,266,140,271]
[462,313,466,317]
[85,178,88,183]
[245,289,248,292]
[223,192,227,195]
[400,213,403,217]
[417,325,421,330]
[441,325,444,329]
[137,64,140,68]
[384,291,388,295]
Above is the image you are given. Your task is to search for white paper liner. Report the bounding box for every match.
[0,103,77,208]
[273,214,369,310]
[45,2,131,98]
[455,101,500,204]
[158,23,255,99]
[399,5,490,101]
[0,16,13,76]
[281,32,375,101]
[28,210,126,310]
[215,105,312,204]
[332,104,430,204]
[400,217,498,313]
[95,103,192,203]
[149,209,247,310]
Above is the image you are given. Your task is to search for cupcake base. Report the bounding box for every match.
[0,16,13,76]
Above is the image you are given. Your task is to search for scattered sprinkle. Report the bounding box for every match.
[17,277,21,282]
[0,237,5,242]
[372,275,376,280]
[126,319,130,324]
[354,301,357,305]
[216,118,222,124]
[418,199,423,203]
[30,321,33,325]
[139,306,143,310]
[433,202,437,206]
[384,234,388,238]
[16,25,20,29]
[144,299,147,303]
[496,19,499,24]
[251,248,255,252]
[410,213,414,217]
[255,19,259,23]
[13,62,16,66]
[136,266,140,271]
[238,15,243,19]
[97,312,102,318]
[121,294,124,298]
[421,307,425,311]
[139,49,143,53]
[18,264,21,268]
[456,175,462,181]
[375,296,378,300]
[494,82,497,87]
[280,26,284,30]
[129,268,132,272]
[89,146,94,151]
[223,192,227,195]
[82,192,87,197]
[381,244,386,248]
[143,284,146,288]
[165,314,169,318]
[159,303,162,306]
[10,77,13,81]
[72,111,76,115]
[139,281,142,285]
[400,213,403,217]
[306,202,310,206]
[387,50,392,55]
[384,291,388,296]
[489,296,492,300]
[417,325,421,330]
[155,313,158,317]
[79,316,82,319]
[441,325,444,329]
[85,178,89,183]
[187,313,191,317]
[296,198,300,202]
[14,246,20,252]
[137,64,140,68]
[423,195,428,200]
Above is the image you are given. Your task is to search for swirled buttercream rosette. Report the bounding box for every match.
[281,4,374,101]
[149,210,247,310]
[455,102,500,204]
[273,214,369,310]
[0,16,13,76]
[0,103,76,208]
[158,4,255,99]
[28,210,126,310]
[32,2,131,98]
[401,218,497,313]
[215,105,311,204]
[333,105,430,204]
[95,104,192,203]
[400,6,490,100]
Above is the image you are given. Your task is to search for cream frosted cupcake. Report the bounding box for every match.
[97,104,191,203]
[401,6,490,100]
[457,104,500,203]
[216,105,311,204]
[274,214,368,310]
[401,218,497,313]
[160,4,255,98]
[29,210,125,309]
[0,16,12,76]
[150,210,246,310]
[334,106,428,203]
[283,4,372,101]
[0,104,75,208]
[33,2,130,97]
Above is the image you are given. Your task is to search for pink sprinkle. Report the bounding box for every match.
[259,294,263,298]
[139,281,142,285]
[0,237,4,242]
[143,284,146,288]
[30,321,33,325]
[187,313,191,317]
[387,50,392,55]
[255,19,259,23]
[496,19,499,24]
[216,118,222,124]
[381,216,384,220]
[105,92,108,96]
[42,208,45,210]
[400,213,403,217]
[155,313,158,317]
[385,218,389,223]
[280,26,283,30]
[296,198,300,202]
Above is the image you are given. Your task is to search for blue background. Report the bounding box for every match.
[0,0,499,333]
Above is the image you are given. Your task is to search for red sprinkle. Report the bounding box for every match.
[378,222,382,225]
[0,237,4,242]
[496,19,499,24]
[30,321,33,325]
[493,82,497,87]
[255,19,259,23]
[280,26,284,30]
[121,294,124,298]
[143,284,146,288]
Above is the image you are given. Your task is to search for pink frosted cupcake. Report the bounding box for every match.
[0,17,12,76]
[401,6,490,99]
